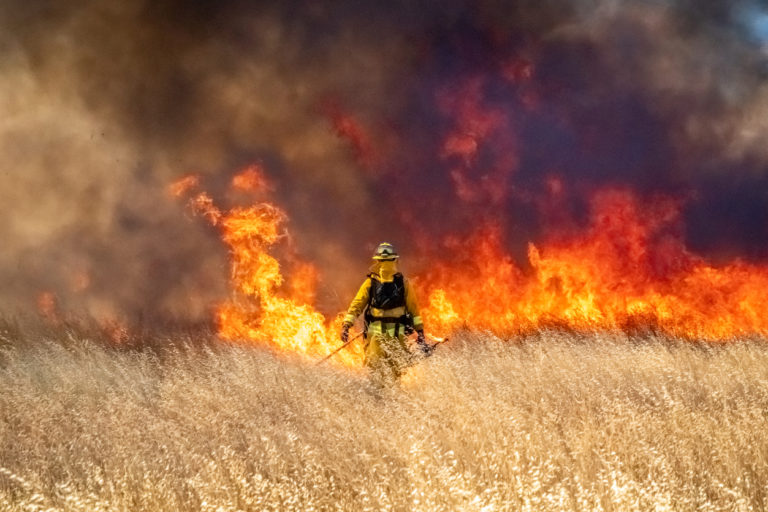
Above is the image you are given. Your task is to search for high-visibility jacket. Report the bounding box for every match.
[343,268,423,337]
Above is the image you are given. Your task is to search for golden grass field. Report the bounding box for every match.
[1,323,767,511]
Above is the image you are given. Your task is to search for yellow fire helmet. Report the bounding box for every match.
[372,242,399,260]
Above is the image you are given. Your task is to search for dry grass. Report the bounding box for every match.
[1,326,768,511]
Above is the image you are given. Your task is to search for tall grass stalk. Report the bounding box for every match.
[1,329,767,511]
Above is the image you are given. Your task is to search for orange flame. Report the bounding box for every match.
[419,189,768,340]
[232,165,272,194]
[37,291,59,322]
[168,174,200,198]
[323,101,377,169]
[173,172,363,367]
[174,166,768,370]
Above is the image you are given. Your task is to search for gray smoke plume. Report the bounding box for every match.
[1,0,767,326]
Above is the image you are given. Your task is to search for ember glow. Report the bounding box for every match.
[231,164,272,194]
[36,291,58,323]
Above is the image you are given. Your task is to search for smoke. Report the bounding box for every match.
[2,0,768,325]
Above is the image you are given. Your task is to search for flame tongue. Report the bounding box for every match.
[420,189,768,340]
[216,202,328,357]
[171,172,361,366]
[222,204,285,297]
[213,203,342,358]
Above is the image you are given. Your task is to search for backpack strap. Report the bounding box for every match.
[363,272,411,337]
[363,273,377,336]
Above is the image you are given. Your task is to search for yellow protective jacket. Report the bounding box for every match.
[343,262,423,337]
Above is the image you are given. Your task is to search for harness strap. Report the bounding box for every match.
[364,273,410,337]
[369,306,406,317]
[367,316,410,324]
[365,314,413,340]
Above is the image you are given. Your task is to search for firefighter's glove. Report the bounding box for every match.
[416,330,433,356]
[341,322,352,343]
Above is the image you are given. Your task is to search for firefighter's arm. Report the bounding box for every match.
[342,278,371,326]
[404,278,424,332]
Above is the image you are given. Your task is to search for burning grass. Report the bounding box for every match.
[1,326,767,511]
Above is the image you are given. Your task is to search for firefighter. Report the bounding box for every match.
[341,242,431,387]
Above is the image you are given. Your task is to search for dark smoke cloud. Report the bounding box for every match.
[2,0,768,324]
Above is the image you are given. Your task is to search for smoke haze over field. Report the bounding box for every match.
[3,0,768,325]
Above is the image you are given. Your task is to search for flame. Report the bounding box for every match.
[168,174,200,198]
[172,174,364,367]
[437,75,518,205]
[37,291,59,322]
[173,165,768,371]
[419,189,768,340]
[231,165,272,194]
[189,191,223,226]
[100,319,129,344]
[323,100,377,169]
